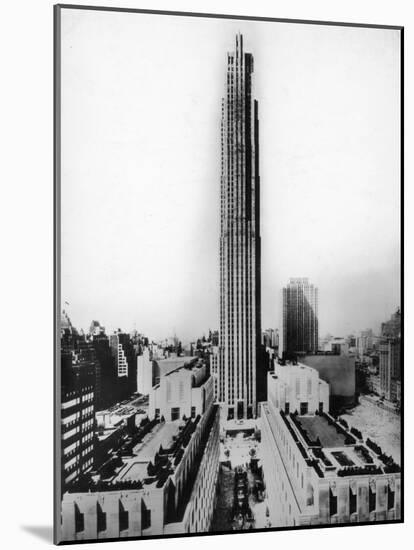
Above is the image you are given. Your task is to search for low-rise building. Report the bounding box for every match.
[61,362,220,541]
[149,359,213,422]
[261,364,401,528]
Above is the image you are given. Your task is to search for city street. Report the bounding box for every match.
[211,431,269,532]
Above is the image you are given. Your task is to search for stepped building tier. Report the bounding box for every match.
[218,33,261,420]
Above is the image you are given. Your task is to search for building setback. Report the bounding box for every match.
[218,33,261,420]
[281,278,319,359]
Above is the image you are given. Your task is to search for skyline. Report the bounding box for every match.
[61,10,400,342]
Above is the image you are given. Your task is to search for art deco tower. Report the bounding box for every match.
[218,34,261,420]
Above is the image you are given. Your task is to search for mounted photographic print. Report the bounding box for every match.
[54,4,403,544]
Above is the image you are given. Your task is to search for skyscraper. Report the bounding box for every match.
[281,278,319,359]
[379,308,401,401]
[218,34,261,420]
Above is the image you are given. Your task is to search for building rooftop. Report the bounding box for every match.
[272,407,401,479]
[131,422,179,462]
[297,416,346,448]
[115,422,181,482]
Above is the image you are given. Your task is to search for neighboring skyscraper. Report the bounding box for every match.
[219,34,261,420]
[281,278,319,359]
[61,349,95,492]
[379,309,401,402]
[137,347,154,395]
[109,330,137,399]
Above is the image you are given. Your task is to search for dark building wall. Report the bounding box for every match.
[301,355,356,412]
[61,351,95,491]
[91,334,118,409]
[283,279,318,358]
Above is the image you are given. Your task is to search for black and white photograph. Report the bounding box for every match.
[54,4,402,545]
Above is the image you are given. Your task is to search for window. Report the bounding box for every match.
[74,503,84,533]
[387,485,395,510]
[300,402,308,415]
[306,483,314,506]
[97,503,106,533]
[141,501,151,530]
[284,402,290,415]
[119,501,129,531]
[171,407,180,421]
[369,486,376,513]
[155,408,160,419]
[319,402,324,413]
[191,406,196,418]
[349,488,357,514]
[329,488,337,516]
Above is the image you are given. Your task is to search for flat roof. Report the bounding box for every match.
[113,421,181,482]
[132,422,179,460]
[298,415,346,448]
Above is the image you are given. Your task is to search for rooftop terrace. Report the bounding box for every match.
[275,408,401,479]
[297,416,347,448]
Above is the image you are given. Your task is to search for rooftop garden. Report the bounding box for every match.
[354,445,374,464]
[67,475,144,493]
[331,451,355,467]
[337,465,383,477]
[313,448,333,468]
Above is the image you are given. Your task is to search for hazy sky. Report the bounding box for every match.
[60,8,401,342]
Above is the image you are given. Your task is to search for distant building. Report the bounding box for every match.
[322,337,349,356]
[368,374,381,395]
[110,331,137,399]
[356,329,379,357]
[281,278,318,359]
[263,328,278,349]
[137,347,154,395]
[61,362,220,540]
[90,330,117,409]
[261,364,401,528]
[89,320,105,337]
[379,310,401,402]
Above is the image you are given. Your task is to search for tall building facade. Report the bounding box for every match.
[109,331,137,399]
[379,309,401,402]
[61,349,95,492]
[281,278,319,359]
[218,34,261,420]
